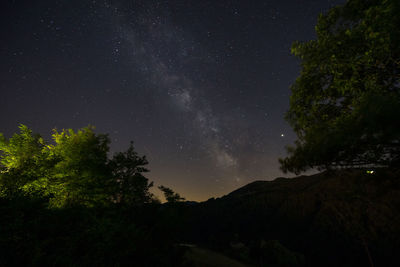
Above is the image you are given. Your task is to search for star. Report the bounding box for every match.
[0,0,347,201]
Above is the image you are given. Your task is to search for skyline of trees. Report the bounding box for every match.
[0,124,178,207]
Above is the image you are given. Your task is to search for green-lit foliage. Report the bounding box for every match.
[280,0,400,173]
[0,125,187,266]
[48,126,111,207]
[0,125,154,208]
[0,125,49,197]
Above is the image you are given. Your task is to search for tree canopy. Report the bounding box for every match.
[0,125,154,207]
[280,0,400,174]
[108,142,154,205]
[158,185,185,203]
[0,125,188,266]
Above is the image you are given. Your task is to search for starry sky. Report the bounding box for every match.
[1,0,346,201]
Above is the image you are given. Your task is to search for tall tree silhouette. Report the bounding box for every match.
[280,0,400,174]
[158,185,185,203]
[108,142,154,205]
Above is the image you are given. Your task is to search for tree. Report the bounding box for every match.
[48,126,112,207]
[0,125,48,197]
[108,142,154,205]
[280,0,400,174]
[158,185,185,203]
[0,125,156,207]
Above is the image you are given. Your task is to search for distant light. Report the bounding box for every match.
[366,170,374,174]
[281,133,285,137]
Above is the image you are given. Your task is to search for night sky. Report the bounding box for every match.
[1,0,345,201]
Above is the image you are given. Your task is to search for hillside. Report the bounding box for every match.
[179,168,400,266]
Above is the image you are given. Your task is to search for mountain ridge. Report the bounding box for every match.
[181,168,400,266]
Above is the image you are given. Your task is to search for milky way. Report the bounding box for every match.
[113,3,239,169]
[0,0,346,201]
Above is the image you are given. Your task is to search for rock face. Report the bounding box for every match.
[183,168,400,267]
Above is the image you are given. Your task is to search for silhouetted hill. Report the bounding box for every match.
[180,168,400,267]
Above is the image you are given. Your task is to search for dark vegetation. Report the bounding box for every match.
[280,0,400,173]
[176,168,400,266]
[0,125,186,266]
[1,0,399,266]
[1,133,399,266]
